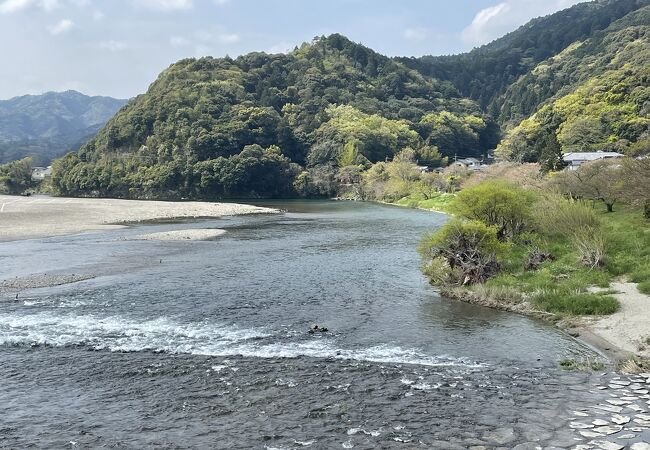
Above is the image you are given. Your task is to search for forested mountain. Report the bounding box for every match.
[52,0,650,199]
[0,91,127,165]
[399,0,649,116]
[496,4,650,164]
[52,35,498,198]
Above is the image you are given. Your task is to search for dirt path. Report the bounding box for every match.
[578,282,650,360]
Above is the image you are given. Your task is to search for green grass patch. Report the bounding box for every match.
[638,280,650,295]
[394,193,455,212]
[534,290,619,316]
[484,206,647,317]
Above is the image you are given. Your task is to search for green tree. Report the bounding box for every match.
[538,132,566,173]
[0,157,34,195]
[451,180,535,239]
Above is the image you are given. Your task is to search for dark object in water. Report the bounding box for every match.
[309,324,328,334]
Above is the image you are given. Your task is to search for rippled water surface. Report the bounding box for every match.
[0,200,621,448]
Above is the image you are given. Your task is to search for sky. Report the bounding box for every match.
[0,0,585,100]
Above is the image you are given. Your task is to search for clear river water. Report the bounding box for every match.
[0,200,638,449]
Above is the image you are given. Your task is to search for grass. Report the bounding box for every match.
[535,291,619,315]
[559,358,606,372]
[483,205,649,317]
[394,192,456,212]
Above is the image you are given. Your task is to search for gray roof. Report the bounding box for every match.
[563,151,624,162]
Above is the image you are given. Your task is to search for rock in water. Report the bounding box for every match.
[590,441,623,450]
[593,425,622,435]
[611,414,630,425]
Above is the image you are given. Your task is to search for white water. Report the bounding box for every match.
[0,311,483,368]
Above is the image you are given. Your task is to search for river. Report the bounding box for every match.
[0,200,643,448]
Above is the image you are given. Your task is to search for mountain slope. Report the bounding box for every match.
[398,0,649,115]
[0,91,127,165]
[51,1,650,199]
[52,35,497,199]
[496,5,650,163]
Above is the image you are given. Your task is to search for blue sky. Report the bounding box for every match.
[0,0,584,99]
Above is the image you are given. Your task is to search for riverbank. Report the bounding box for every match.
[0,194,278,241]
[401,192,650,368]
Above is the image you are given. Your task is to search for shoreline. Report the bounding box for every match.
[440,282,650,368]
[0,194,278,242]
[401,198,649,369]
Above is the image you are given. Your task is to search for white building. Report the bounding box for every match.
[454,157,482,170]
[562,151,623,170]
[31,166,52,180]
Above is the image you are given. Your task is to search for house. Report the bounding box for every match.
[454,157,482,170]
[31,166,52,180]
[562,151,623,171]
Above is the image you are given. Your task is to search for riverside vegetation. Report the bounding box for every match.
[417,157,650,323]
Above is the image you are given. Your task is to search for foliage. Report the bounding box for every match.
[451,181,535,239]
[551,159,626,212]
[419,220,504,285]
[0,157,34,194]
[50,32,503,199]
[399,0,647,112]
[496,13,650,161]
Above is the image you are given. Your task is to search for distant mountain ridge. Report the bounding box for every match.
[0,90,127,165]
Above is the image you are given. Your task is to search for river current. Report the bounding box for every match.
[0,201,636,448]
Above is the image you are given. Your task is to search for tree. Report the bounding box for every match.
[419,220,503,285]
[451,180,535,239]
[416,145,447,167]
[552,159,624,213]
[0,157,34,195]
[620,157,650,218]
[538,132,566,173]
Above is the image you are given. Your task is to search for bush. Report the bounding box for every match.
[419,220,504,285]
[572,229,605,269]
[533,196,600,238]
[451,180,535,240]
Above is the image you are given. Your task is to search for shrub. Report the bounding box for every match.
[419,220,504,285]
[533,196,600,239]
[572,229,605,269]
[451,180,536,240]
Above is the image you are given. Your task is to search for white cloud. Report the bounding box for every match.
[131,0,192,11]
[0,0,77,13]
[48,18,73,35]
[214,0,230,5]
[39,0,59,11]
[0,0,32,13]
[98,40,128,51]
[403,27,429,42]
[172,29,240,51]
[462,0,583,46]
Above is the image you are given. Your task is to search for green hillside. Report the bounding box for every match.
[496,5,650,163]
[51,0,650,199]
[52,35,497,199]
